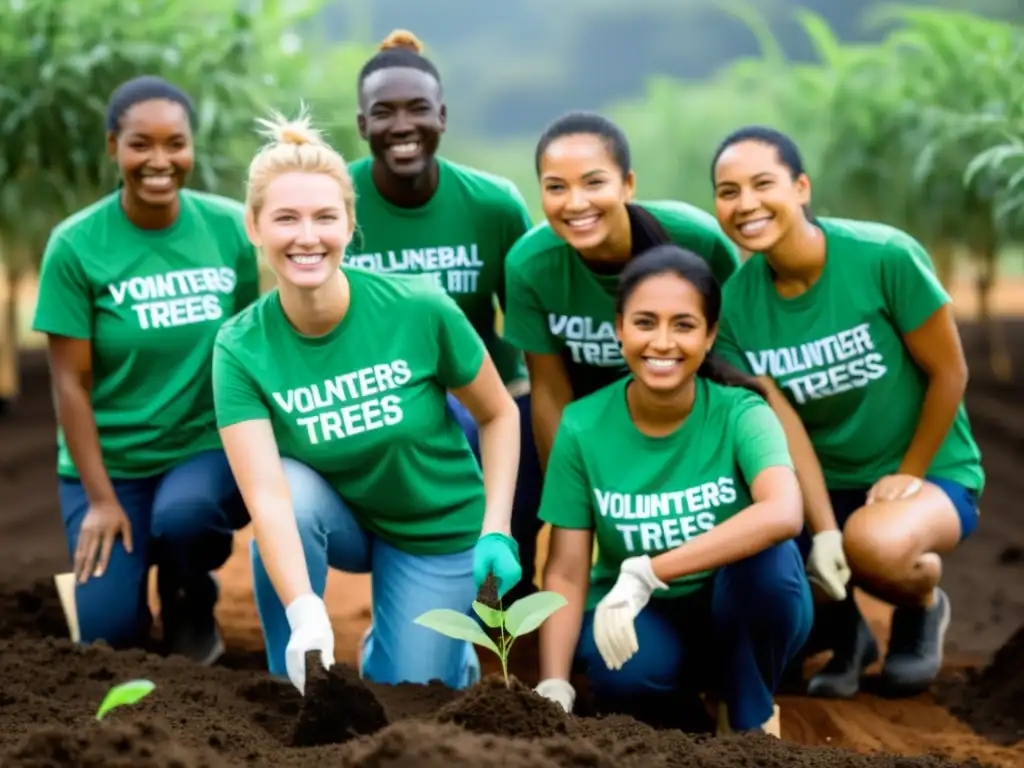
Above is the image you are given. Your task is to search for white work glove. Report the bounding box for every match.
[535,678,576,713]
[593,555,668,671]
[806,530,851,602]
[285,593,335,695]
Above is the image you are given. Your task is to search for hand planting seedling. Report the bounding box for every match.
[414,578,567,688]
[95,679,155,720]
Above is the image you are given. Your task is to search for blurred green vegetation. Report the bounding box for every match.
[0,1,1020,391]
[325,0,1024,138]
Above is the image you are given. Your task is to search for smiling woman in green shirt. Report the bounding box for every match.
[532,245,811,736]
[212,110,522,694]
[502,112,740,474]
[710,126,984,700]
[32,76,258,665]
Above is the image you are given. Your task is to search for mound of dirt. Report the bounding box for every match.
[3,719,227,768]
[434,674,568,739]
[945,624,1024,745]
[291,653,389,747]
[338,720,614,768]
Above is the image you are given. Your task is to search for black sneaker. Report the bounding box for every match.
[880,587,950,697]
[806,598,879,698]
[162,573,225,666]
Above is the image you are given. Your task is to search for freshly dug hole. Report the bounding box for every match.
[2,719,227,768]
[291,652,389,747]
[434,674,568,739]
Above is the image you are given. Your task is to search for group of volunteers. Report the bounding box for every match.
[33,27,984,737]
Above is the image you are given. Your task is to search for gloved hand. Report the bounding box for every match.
[473,532,522,600]
[284,593,335,695]
[593,555,668,671]
[806,530,851,601]
[535,678,576,713]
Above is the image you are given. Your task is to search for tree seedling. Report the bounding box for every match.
[414,580,567,688]
[95,679,156,721]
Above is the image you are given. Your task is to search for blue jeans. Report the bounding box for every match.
[576,541,813,731]
[58,449,248,648]
[447,392,542,600]
[251,458,479,689]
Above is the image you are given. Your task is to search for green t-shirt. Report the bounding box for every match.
[212,268,488,555]
[715,217,984,492]
[345,156,533,386]
[32,189,260,479]
[503,200,740,398]
[539,376,793,608]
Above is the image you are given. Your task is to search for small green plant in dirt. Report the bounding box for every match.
[95,679,156,721]
[414,575,567,688]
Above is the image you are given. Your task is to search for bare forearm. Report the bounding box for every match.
[54,383,116,504]
[478,404,520,536]
[899,373,965,477]
[767,384,836,533]
[538,571,588,680]
[651,503,801,583]
[531,392,566,472]
[249,493,314,607]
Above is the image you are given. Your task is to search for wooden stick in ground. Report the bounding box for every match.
[54,571,81,643]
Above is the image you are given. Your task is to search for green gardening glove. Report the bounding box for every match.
[473,532,522,600]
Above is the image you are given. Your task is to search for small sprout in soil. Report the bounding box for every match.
[95,679,155,721]
[414,586,567,688]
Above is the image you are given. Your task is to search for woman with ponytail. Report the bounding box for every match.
[711,127,983,699]
[533,245,811,737]
[212,108,521,694]
[347,30,541,606]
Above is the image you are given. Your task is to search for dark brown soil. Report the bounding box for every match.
[942,623,1024,746]
[2,720,229,768]
[291,652,390,747]
[435,675,569,739]
[1,317,1023,767]
[0,637,992,768]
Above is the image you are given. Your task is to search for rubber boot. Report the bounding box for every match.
[160,572,224,666]
[806,596,878,699]
[881,587,951,697]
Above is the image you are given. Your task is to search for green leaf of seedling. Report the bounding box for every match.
[472,600,505,629]
[414,609,500,654]
[503,591,568,638]
[95,679,155,721]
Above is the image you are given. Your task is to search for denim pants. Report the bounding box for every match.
[446,392,543,600]
[250,458,479,689]
[58,449,248,648]
[576,541,813,731]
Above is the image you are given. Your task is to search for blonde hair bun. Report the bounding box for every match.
[379,29,423,53]
[255,108,324,148]
[244,103,355,223]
